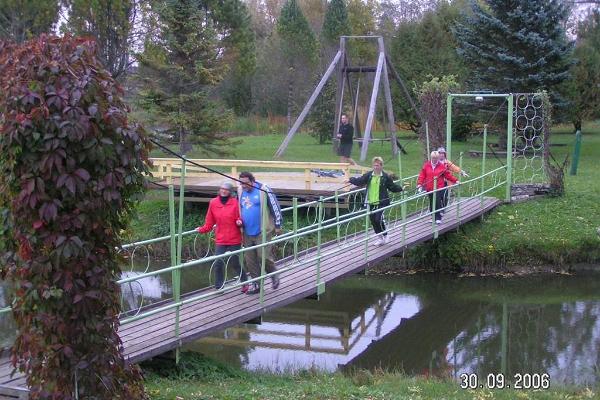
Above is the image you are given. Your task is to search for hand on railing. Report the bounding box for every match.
[416,185,425,194]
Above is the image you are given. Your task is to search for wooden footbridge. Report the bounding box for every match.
[0,161,507,398]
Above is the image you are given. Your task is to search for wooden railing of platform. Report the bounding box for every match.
[150,158,371,190]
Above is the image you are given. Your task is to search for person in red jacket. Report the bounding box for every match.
[197,181,249,292]
[417,151,459,224]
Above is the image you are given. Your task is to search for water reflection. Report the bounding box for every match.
[187,272,600,386]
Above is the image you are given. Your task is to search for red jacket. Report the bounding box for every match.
[198,196,242,245]
[417,161,458,192]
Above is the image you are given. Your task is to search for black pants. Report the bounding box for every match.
[440,188,449,211]
[369,205,387,236]
[428,191,444,221]
[214,244,248,289]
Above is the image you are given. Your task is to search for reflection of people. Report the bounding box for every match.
[336,114,357,165]
[421,347,453,379]
[348,157,403,246]
[437,147,468,214]
[417,151,458,225]
[197,181,249,292]
[237,172,282,294]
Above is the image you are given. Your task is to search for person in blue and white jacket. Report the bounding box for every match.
[237,171,283,294]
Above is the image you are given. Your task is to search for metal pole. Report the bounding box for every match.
[481,124,487,213]
[335,190,340,241]
[168,185,178,365]
[570,130,582,175]
[260,193,267,304]
[293,197,298,260]
[505,95,514,202]
[175,158,186,364]
[364,203,370,261]
[446,95,453,161]
[425,121,430,157]
[432,177,438,239]
[457,152,463,230]
[316,197,324,296]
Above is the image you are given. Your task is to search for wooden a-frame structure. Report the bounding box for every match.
[275,36,423,161]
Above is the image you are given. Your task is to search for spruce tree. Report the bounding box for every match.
[277,0,318,131]
[322,0,350,45]
[137,0,236,155]
[455,0,572,99]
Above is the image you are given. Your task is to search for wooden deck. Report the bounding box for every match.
[0,196,501,398]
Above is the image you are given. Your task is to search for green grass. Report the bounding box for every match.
[143,353,598,400]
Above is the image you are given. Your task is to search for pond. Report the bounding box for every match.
[182,271,600,387]
[2,268,600,387]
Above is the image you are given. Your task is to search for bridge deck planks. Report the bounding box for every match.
[0,197,501,398]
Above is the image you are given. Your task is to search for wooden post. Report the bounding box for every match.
[344,53,362,139]
[385,55,425,126]
[304,168,311,190]
[275,51,342,157]
[360,52,384,162]
[333,37,346,142]
[379,37,398,155]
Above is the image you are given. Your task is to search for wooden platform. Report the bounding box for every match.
[0,197,501,398]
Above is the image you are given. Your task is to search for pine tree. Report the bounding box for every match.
[277,0,318,131]
[137,0,236,155]
[455,0,573,100]
[322,0,350,45]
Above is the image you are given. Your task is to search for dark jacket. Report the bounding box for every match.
[349,171,403,207]
[338,123,354,144]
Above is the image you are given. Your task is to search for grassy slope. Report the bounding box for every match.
[131,122,600,267]
[143,353,597,400]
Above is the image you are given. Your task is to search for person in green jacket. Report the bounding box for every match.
[347,157,404,246]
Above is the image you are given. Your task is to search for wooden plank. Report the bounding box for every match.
[360,52,385,162]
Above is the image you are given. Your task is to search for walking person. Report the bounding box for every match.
[348,157,404,246]
[336,114,357,165]
[237,171,283,294]
[196,181,249,292]
[437,147,469,213]
[417,151,458,225]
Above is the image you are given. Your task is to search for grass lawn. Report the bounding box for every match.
[143,353,598,400]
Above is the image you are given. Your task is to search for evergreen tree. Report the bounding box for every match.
[322,0,350,45]
[277,0,318,131]
[565,10,600,131]
[137,0,239,155]
[0,0,59,43]
[455,0,573,99]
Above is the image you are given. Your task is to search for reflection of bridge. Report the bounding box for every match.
[0,156,505,397]
[193,292,395,356]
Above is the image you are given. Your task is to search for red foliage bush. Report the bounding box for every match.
[0,35,149,399]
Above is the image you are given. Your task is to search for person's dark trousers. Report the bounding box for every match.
[369,205,387,236]
[214,244,247,289]
[440,188,449,213]
[428,191,444,221]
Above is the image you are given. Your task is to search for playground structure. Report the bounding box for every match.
[275,36,422,161]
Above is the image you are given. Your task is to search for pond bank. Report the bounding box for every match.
[142,353,596,400]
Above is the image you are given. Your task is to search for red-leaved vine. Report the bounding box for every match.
[0,35,149,399]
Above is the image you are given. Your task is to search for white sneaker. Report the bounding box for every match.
[381,235,389,245]
[436,219,442,225]
[373,236,383,246]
